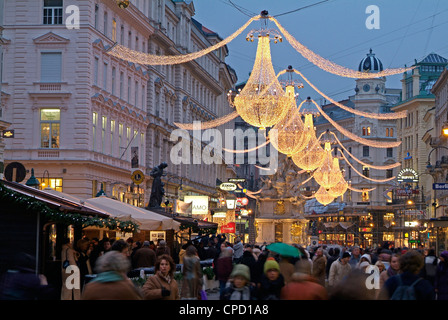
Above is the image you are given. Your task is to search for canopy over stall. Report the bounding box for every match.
[84,196,180,231]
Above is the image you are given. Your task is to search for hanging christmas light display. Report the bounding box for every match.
[268,80,310,156]
[229,32,291,130]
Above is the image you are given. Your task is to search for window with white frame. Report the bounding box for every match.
[110,120,115,156]
[43,0,63,25]
[102,116,107,154]
[118,123,123,155]
[103,11,108,36]
[94,4,99,29]
[119,72,124,99]
[103,62,108,90]
[127,77,131,103]
[112,18,117,42]
[111,67,116,95]
[94,57,99,86]
[92,112,98,151]
[41,52,62,82]
[140,132,145,166]
[40,109,61,149]
[135,81,139,107]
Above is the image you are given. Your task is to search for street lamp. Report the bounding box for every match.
[41,170,50,189]
[25,168,40,189]
[442,123,448,137]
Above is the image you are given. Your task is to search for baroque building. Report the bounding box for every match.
[1,0,237,212]
[310,49,401,248]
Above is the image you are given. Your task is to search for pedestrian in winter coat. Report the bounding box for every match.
[435,251,448,300]
[239,248,257,285]
[380,253,400,288]
[328,252,352,288]
[279,256,295,284]
[326,247,340,279]
[233,237,244,263]
[348,246,361,268]
[0,253,55,300]
[281,259,328,300]
[216,247,234,297]
[142,254,179,300]
[312,248,327,287]
[155,240,170,258]
[423,249,438,287]
[60,239,81,300]
[81,251,143,300]
[252,250,268,285]
[256,258,285,300]
[132,241,157,268]
[379,250,435,300]
[180,245,203,300]
[221,264,256,300]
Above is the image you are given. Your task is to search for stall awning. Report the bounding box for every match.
[2,180,110,217]
[84,196,180,231]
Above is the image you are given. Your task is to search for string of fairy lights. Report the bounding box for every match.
[108,7,409,206]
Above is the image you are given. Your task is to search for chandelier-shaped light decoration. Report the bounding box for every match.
[230,33,291,130]
[327,158,349,198]
[315,185,335,206]
[313,143,343,189]
[291,130,326,172]
[269,84,310,156]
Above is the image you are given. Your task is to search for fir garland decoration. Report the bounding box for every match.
[0,182,139,233]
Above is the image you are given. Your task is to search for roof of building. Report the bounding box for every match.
[358,49,383,73]
[418,53,448,65]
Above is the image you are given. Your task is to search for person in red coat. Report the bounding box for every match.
[216,247,234,298]
[281,259,328,300]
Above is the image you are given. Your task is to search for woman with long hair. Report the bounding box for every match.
[142,254,179,300]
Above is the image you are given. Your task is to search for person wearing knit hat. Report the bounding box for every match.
[230,264,251,282]
[264,257,281,275]
[220,264,255,301]
[256,258,285,300]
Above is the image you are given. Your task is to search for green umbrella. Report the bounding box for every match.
[266,242,301,258]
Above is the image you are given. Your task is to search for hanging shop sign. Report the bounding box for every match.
[221,222,236,233]
[219,182,237,191]
[184,195,209,215]
[397,168,419,183]
[131,170,145,185]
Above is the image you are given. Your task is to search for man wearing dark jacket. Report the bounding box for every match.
[132,241,157,268]
[379,250,435,300]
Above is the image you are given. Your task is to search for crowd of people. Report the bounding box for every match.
[1,233,448,301]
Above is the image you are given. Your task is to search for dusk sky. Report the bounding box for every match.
[192,0,448,103]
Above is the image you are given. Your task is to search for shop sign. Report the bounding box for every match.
[219,182,237,191]
[229,178,246,183]
[221,222,235,233]
[184,195,209,215]
[397,168,419,182]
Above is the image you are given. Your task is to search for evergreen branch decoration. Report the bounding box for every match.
[0,182,139,233]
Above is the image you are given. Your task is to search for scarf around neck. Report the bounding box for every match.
[229,285,251,300]
[157,271,171,284]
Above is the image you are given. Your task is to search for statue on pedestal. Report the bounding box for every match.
[148,162,168,208]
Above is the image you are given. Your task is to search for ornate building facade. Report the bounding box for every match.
[1,0,237,211]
